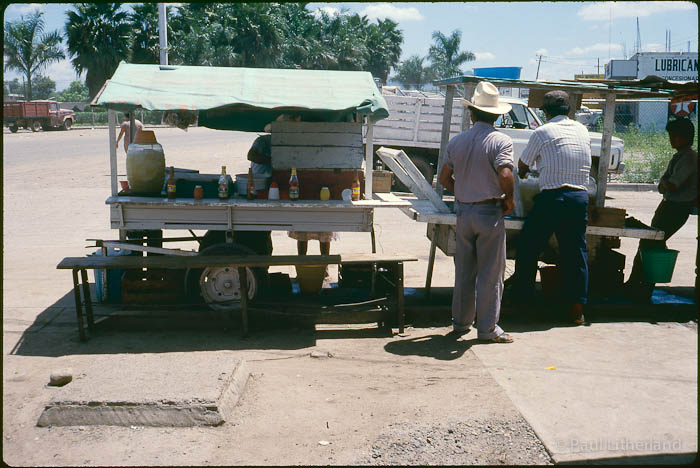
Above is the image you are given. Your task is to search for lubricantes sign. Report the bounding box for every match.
[636,52,698,81]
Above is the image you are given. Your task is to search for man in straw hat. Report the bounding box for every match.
[513,90,592,325]
[439,80,515,343]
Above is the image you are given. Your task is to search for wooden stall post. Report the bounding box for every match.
[108,109,118,197]
[461,83,475,132]
[434,84,456,196]
[365,116,374,198]
[426,84,456,296]
[595,92,617,208]
[129,108,136,145]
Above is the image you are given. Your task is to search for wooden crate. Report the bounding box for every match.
[271,169,365,200]
[120,268,186,305]
[589,207,626,228]
[372,170,393,193]
[270,121,363,170]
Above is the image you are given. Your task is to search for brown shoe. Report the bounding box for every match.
[571,303,585,325]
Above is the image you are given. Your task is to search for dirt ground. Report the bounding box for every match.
[3,126,696,466]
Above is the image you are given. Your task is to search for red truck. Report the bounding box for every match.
[3,100,75,132]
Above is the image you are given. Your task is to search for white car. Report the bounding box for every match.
[371,93,625,190]
[495,97,624,174]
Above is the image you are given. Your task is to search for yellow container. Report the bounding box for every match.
[126,131,165,194]
[295,264,326,294]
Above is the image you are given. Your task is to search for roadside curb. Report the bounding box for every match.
[606,183,657,191]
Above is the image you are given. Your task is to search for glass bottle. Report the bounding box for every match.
[167,166,176,200]
[246,167,256,200]
[289,167,299,201]
[352,171,361,201]
[218,165,229,200]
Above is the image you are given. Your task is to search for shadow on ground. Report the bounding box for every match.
[9,285,696,358]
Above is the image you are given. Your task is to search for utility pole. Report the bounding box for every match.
[535,54,543,80]
[635,17,641,55]
[597,58,600,75]
[158,3,168,65]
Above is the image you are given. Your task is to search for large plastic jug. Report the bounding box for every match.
[126,130,165,194]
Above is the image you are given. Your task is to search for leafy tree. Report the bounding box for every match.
[65,3,131,99]
[427,29,474,79]
[56,80,89,102]
[3,11,64,100]
[30,74,56,99]
[393,55,433,89]
[7,77,24,96]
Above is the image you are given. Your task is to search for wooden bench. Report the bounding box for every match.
[57,254,417,341]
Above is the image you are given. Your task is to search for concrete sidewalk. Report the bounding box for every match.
[470,321,698,463]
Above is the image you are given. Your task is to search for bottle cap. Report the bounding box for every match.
[322,186,329,190]
[270,181,278,187]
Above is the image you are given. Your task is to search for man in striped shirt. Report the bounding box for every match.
[514,90,592,325]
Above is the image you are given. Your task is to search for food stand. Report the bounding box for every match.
[381,75,683,294]
[89,62,412,312]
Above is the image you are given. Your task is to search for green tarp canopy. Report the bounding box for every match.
[94,62,389,131]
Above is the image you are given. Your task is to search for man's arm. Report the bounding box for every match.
[116,125,125,147]
[518,159,530,179]
[498,166,515,215]
[439,164,455,194]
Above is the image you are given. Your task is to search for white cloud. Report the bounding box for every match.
[359,3,424,22]
[643,43,665,52]
[566,42,623,56]
[311,6,343,18]
[5,3,44,16]
[474,52,496,61]
[536,48,548,56]
[578,1,695,21]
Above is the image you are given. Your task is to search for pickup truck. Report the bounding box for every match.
[367,90,624,189]
[3,100,75,132]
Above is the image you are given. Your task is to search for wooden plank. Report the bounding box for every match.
[271,132,361,148]
[100,241,198,256]
[588,206,626,228]
[373,128,415,142]
[271,146,364,169]
[376,147,450,213]
[58,255,343,270]
[419,121,462,131]
[417,130,460,143]
[435,84,455,197]
[58,253,416,270]
[108,110,118,197]
[271,121,361,134]
[595,92,616,208]
[107,196,409,208]
[365,118,373,198]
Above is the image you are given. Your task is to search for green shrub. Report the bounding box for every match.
[619,117,697,183]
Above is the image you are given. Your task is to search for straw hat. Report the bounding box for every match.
[459,81,512,115]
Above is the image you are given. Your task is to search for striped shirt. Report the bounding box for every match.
[445,121,514,203]
[520,115,591,191]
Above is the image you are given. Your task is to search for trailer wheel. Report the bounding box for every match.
[185,242,264,312]
[30,120,41,132]
[9,124,18,133]
[63,119,72,131]
[392,154,434,192]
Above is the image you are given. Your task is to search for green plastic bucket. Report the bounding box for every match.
[640,248,679,283]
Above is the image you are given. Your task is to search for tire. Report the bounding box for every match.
[391,153,435,193]
[9,124,18,133]
[63,119,72,131]
[184,242,266,312]
[30,120,41,132]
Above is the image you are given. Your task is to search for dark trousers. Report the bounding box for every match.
[628,199,695,285]
[514,188,589,304]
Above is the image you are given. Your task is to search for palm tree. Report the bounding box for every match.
[3,11,64,100]
[130,3,176,64]
[427,29,475,79]
[393,55,433,90]
[65,3,131,99]
[365,18,403,83]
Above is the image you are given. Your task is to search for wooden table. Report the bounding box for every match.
[58,253,417,341]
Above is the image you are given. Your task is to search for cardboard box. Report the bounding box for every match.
[372,170,393,193]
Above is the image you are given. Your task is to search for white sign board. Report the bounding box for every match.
[637,53,698,81]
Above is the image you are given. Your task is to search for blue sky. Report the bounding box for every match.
[3,2,698,91]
